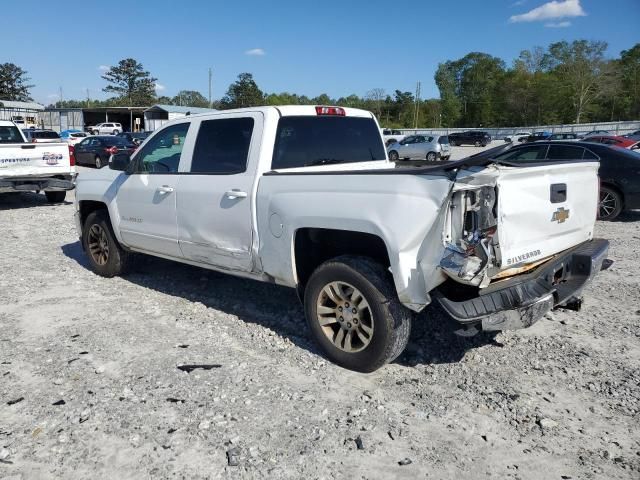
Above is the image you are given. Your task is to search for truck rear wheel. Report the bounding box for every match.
[45,191,66,203]
[304,255,412,372]
[82,210,131,277]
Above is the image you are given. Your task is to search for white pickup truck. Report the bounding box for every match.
[0,120,76,202]
[74,106,609,372]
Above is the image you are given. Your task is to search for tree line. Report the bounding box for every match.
[1,39,638,128]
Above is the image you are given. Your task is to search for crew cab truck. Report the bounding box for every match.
[74,106,609,372]
[0,120,76,203]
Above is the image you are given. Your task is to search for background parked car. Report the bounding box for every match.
[583,135,640,150]
[117,131,151,146]
[503,132,531,143]
[525,131,552,142]
[387,134,450,161]
[624,129,640,140]
[380,128,406,146]
[548,132,579,141]
[489,141,640,220]
[582,130,611,138]
[90,123,123,135]
[74,136,136,168]
[60,129,89,145]
[448,130,491,146]
[21,129,61,143]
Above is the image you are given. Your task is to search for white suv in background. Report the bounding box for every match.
[91,123,122,135]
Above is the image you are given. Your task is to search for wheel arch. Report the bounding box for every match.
[293,228,392,298]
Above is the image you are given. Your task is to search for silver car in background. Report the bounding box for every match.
[387,134,451,161]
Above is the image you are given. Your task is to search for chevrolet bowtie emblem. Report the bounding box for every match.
[551,207,570,223]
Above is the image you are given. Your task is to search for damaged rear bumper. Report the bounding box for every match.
[435,238,610,332]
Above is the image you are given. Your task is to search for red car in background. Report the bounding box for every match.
[584,135,640,150]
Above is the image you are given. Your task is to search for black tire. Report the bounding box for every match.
[82,210,132,277]
[598,185,623,221]
[426,152,437,161]
[474,140,481,147]
[304,255,412,373]
[45,191,66,203]
[112,130,119,135]
[95,155,103,169]
[388,150,399,162]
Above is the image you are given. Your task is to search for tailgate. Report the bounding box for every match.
[495,162,598,268]
[0,143,73,177]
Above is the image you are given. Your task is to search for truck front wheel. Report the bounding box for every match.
[304,255,412,372]
[82,210,131,277]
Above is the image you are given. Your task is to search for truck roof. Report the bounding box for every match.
[161,105,375,121]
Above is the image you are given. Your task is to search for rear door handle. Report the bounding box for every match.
[224,189,248,199]
[157,185,174,194]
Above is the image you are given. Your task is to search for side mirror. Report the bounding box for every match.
[109,152,131,172]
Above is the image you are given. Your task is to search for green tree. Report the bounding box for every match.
[0,63,33,101]
[172,90,210,107]
[220,73,264,109]
[618,43,640,120]
[102,58,157,105]
[435,62,461,126]
[545,40,608,123]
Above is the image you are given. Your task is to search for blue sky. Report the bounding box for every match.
[3,0,638,105]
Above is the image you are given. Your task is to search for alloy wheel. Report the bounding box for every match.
[87,224,109,266]
[316,281,374,353]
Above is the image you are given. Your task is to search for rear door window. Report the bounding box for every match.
[272,116,386,169]
[546,145,585,160]
[494,145,548,162]
[190,118,254,174]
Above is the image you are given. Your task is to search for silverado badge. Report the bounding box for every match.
[551,207,570,224]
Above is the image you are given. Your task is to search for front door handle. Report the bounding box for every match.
[224,189,248,200]
[157,185,174,194]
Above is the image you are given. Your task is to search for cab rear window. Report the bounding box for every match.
[272,116,386,169]
[0,126,24,143]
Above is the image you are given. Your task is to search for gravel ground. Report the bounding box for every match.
[1,169,639,479]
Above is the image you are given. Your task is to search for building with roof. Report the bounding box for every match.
[144,104,217,131]
[0,99,45,128]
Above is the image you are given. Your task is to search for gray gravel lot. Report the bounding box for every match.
[0,166,639,479]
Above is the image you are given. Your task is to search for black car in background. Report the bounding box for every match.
[117,131,151,146]
[448,130,492,146]
[525,131,552,142]
[490,141,640,220]
[74,136,136,168]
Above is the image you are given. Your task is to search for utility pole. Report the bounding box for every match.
[58,87,63,108]
[208,67,213,108]
[413,81,421,129]
[86,88,90,108]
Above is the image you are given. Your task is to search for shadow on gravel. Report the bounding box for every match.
[0,192,72,210]
[62,240,497,367]
[609,210,640,223]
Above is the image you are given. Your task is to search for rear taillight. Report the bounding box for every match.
[315,106,346,116]
[31,138,37,143]
[105,146,119,155]
[68,145,75,166]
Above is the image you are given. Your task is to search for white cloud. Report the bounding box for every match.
[511,0,526,6]
[545,20,571,27]
[98,65,109,71]
[155,83,166,92]
[47,94,59,99]
[245,48,265,56]
[510,0,586,23]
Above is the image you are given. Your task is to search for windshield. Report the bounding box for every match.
[0,125,25,143]
[272,116,386,169]
[33,131,60,139]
